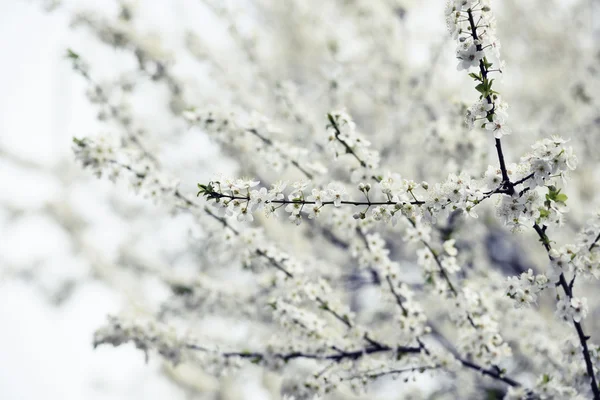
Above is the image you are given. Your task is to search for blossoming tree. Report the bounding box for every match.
[41,0,600,398]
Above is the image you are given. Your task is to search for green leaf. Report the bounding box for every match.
[544,186,567,204]
[482,57,494,70]
[546,186,558,201]
[196,182,216,198]
[555,193,568,203]
[66,48,80,60]
[469,72,483,82]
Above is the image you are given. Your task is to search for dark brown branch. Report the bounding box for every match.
[187,343,421,363]
[204,190,424,207]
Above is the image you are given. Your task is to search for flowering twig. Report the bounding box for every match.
[327,113,367,168]
[465,9,511,191]
[532,224,600,399]
[186,342,421,363]
[201,188,423,208]
[66,50,159,166]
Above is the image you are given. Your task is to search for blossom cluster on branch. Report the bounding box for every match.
[45,0,600,398]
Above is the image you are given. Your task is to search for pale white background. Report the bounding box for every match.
[0,1,189,399]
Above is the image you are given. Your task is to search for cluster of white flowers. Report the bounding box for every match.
[73,135,179,203]
[402,218,513,370]
[505,269,549,308]
[522,137,578,185]
[242,232,309,284]
[94,315,186,364]
[347,231,433,340]
[184,109,323,176]
[271,299,330,341]
[72,135,121,178]
[201,114,498,230]
[441,283,512,369]
[200,177,418,226]
[499,214,600,320]
[571,215,600,280]
[457,313,512,368]
[408,227,456,288]
[558,335,600,397]
[370,172,423,223]
[556,296,589,323]
[413,236,460,283]
[481,163,527,192]
[325,110,381,182]
[71,9,176,84]
[488,137,577,231]
[422,172,484,222]
[446,0,511,138]
[355,233,401,276]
